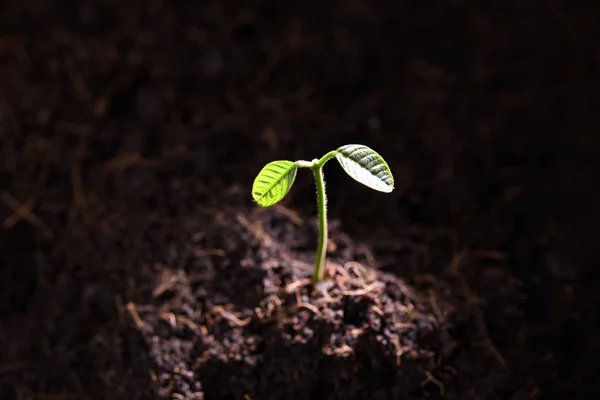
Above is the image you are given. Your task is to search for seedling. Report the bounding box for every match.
[251,144,394,283]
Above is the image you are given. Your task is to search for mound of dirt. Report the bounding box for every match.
[132,207,456,399]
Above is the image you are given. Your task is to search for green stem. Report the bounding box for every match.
[297,151,338,283]
[312,164,328,283]
[317,151,338,167]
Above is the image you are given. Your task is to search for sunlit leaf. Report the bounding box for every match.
[335,144,394,193]
[252,160,298,207]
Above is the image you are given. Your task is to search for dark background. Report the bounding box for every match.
[1,0,599,399]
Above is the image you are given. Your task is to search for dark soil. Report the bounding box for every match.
[138,205,457,399]
[1,0,600,399]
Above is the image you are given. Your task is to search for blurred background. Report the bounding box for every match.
[1,0,599,399]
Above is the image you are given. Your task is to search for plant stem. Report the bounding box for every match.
[312,164,328,283]
[317,151,338,167]
[297,151,337,283]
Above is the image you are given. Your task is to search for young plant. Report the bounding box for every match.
[251,144,394,283]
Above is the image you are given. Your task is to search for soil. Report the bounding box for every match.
[1,0,600,399]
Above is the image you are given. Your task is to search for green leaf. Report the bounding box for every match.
[252,160,298,207]
[335,144,394,193]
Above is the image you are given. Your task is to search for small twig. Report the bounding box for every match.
[285,278,311,293]
[272,204,304,226]
[152,271,181,298]
[320,288,342,304]
[195,350,210,364]
[193,248,226,257]
[356,244,378,267]
[324,344,353,357]
[175,315,201,334]
[165,378,175,393]
[0,192,53,238]
[65,58,91,102]
[149,369,158,384]
[395,322,415,329]
[261,294,283,308]
[297,302,323,318]
[370,305,384,316]
[256,294,283,322]
[344,261,367,279]
[293,289,324,318]
[199,324,209,337]
[126,302,144,328]
[342,281,382,296]
[211,305,251,326]
[236,213,273,247]
[391,338,405,365]
[428,288,444,322]
[159,311,177,328]
[481,337,510,373]
[335,263,352,281]
[2,197,35,229]
[450,251,477,304]
[421,371,445,396]
[349,328,364,336]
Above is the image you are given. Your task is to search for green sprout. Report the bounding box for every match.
[251,144,394,283]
